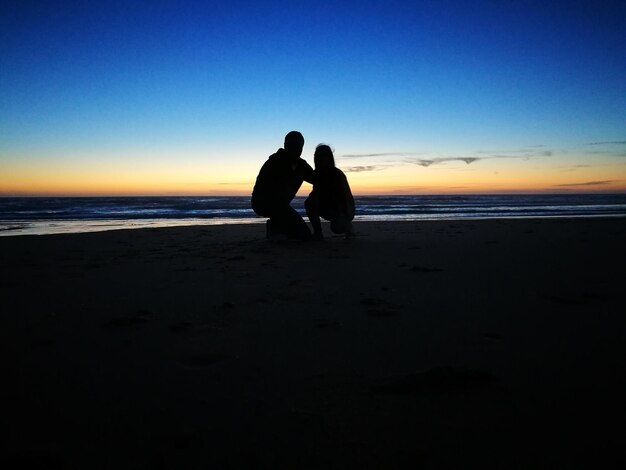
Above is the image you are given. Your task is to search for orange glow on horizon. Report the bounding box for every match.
[3,180,625,197]
[2,156,625,196]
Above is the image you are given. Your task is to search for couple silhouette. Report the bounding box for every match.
[251,131,355,241]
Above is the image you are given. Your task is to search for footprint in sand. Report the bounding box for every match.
[103,309,153,329]
[372,366,498,394]
[177,352,228,368]
[542,292,604,306]
[366,309,399,318]
[360,298,403,318]
[315,319,341,329]
[480,332,503,341]
[84,262,104,269]
[5,450,66,469]
[409,265,442,273]
[168,321,194,333]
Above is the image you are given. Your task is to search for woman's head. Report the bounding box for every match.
[314,144,335,169]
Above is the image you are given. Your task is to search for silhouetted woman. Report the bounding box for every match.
[305,144,355,240]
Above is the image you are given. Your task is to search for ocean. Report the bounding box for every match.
[1,194,625,236]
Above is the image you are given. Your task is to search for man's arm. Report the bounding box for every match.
[299,160,315,185]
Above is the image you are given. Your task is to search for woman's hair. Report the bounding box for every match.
[314,144,335,168]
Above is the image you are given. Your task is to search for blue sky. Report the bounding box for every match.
[1,0,625,194]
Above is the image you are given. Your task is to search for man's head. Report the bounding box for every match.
[284,131,304,158]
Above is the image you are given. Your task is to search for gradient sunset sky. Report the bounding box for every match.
[1,0,625,196]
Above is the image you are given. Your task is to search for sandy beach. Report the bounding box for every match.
[1,218,625,469]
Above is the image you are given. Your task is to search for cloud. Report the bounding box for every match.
[338,147,554,169]
[408,157,481,167]
[584,141,626,146]
[458,157,481,164]
[343,165,384,173]
[487,150,553,158]
[407,151,550,167]
[587,149,626,157]
[559,164,592,172]
[554,180,617,187]
[339,152,426,159]
[412,159,434,167]
[578,141,626,156]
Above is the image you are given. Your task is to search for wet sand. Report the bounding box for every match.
[1,219,625,469]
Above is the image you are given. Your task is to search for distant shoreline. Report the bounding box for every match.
[1,213,626,237]
[2,194,625,236]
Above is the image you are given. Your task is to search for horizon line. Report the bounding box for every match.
[1,190,626,198]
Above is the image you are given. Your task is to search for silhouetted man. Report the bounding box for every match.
[251,131,314,240]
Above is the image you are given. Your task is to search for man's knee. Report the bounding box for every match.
[288,215,311,240]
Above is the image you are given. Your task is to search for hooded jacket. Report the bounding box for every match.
[251,148,314,215]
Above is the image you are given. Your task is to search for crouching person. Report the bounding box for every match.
[305,144,355,240]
